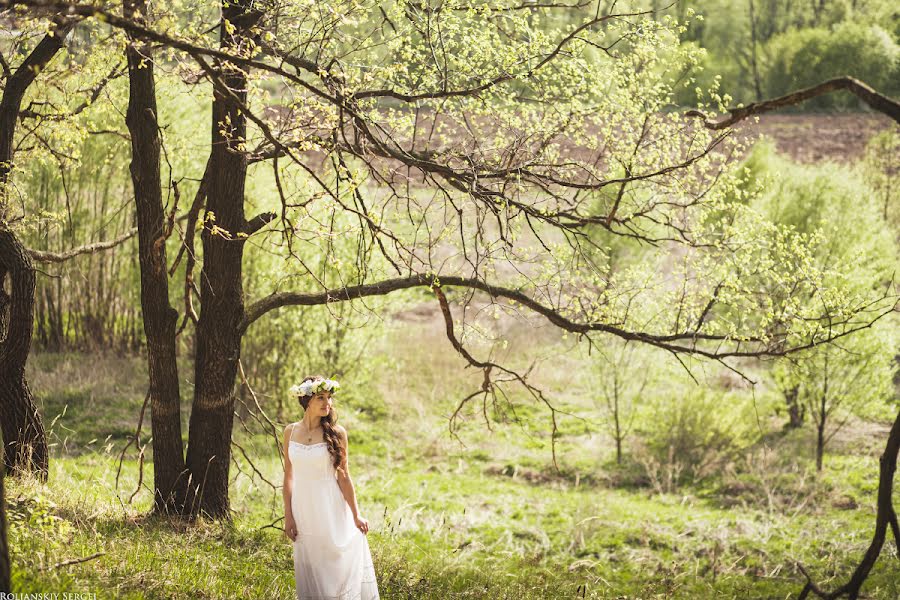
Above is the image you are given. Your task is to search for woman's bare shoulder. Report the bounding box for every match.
[283,422,299,439]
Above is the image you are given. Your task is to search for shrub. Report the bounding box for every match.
[633,387,759,493]
[862,128,900,229]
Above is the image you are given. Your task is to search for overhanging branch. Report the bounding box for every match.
[431,284,568,471]
[26,227,137,263]
[239,272,897,361]
[687,77,900,129]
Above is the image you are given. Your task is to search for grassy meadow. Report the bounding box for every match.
[8,311,900,599]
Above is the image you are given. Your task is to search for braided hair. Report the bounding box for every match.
[296,375,345,472]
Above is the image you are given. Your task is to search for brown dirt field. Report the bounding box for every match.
[730,112,897,164]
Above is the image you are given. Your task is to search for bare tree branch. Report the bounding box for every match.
[241,272,898,361]
[431,284,570,471]
[26,210,191,263]
[26,227,137,263]
[687,76,900,129]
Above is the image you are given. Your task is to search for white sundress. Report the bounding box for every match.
[289,440,380,600]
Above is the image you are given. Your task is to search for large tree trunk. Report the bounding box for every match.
[0,15,74,478]
[0,231,47,478]
[184,0,259,518]
[124,0,188,513]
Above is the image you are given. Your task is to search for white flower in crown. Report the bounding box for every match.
[290,378,340,397]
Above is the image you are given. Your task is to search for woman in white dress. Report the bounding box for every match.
[282,375,380,600]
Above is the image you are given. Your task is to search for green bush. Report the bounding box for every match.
[741,141,898,295]
[633,387,759,492]
[763,23,900,109]
[862,128,900,229]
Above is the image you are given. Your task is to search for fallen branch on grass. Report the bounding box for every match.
[49,552,105,570]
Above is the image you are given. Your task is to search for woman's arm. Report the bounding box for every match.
[282,423,297,541]
[335,425,369,534]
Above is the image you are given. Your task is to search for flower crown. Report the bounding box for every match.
[290,377,341,398]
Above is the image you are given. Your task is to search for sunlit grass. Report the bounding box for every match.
[11,322,900,598]
[9,432,900,598]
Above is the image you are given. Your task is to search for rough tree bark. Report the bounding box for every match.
[0,462,8,592]
[183,0,262,518]
[0,231,44,477]
[123,0,188,513]
[0,15,75,478]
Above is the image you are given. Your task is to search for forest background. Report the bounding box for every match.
[1,0,899,598]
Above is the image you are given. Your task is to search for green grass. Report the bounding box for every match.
[10,325,900,599]
[9,447,900,599]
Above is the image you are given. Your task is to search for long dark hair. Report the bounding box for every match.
[296,375,344,472]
